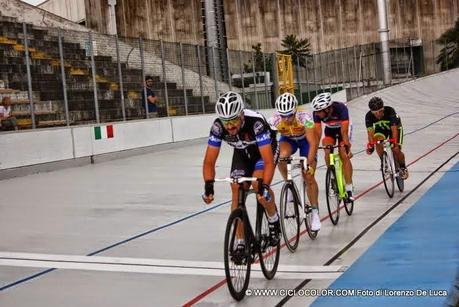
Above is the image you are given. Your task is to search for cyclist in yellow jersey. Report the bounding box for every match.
[269,93,321,231]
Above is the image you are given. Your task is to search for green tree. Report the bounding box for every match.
[436,19,459,71]
[279,34,312,67]
[244,43,273,73]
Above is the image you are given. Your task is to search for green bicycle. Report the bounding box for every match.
[320,145,354,225]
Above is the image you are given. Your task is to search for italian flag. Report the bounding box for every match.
[94,125,114,140]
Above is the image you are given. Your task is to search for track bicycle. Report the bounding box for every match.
[215,177,280,301]
[372,138,404,197]
[319,145,354,225]
[278,156,318,253]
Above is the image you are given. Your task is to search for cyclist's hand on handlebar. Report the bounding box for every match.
[344,143,353,158]
[202,180,215,204]
[305,164,315,176]
[257,183,272,203]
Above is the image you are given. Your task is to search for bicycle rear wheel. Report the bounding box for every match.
[257,204,280,280]
[325,167,340,225]
[302,183,318,240]
[279,182,301,252]
[394,159,405,192]
[381,152,395,198]
[224,209,251,301]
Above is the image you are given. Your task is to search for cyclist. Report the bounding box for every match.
[365,96,409,179]
[312,92,354,202]
[202,91,280,253]
[268,92,321,231]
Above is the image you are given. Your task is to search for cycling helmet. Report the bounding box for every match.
[275,92,298,116]
[368,96,384,111]
[311,92,333,111]
[215,91,244,120]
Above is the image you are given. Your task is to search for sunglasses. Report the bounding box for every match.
[221,117,241,126]
[371,108,384,114]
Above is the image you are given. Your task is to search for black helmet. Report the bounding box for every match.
[369,97,384,111]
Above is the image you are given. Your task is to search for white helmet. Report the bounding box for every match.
[311,92,333,111]
[215,91,244,120]
[275,92,298,116]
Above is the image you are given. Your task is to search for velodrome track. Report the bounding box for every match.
[0,69,458,306]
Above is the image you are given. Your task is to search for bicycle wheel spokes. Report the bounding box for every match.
[381,152,395,198]
[394,160,405,192]
[326,167,340,225]
[304,204,318,240]
[224,209,251,301]
[258,210,280,280]
[279,183,301,252]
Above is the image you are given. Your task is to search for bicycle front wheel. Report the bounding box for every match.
[224,209,251,301]
[326,167,340,225]
[257,205,280,280]
[381,152,395,198]
[394,159,405,192]
[279,182,301,252]
[302,183,318,240]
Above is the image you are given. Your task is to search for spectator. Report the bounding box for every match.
[141,75,159,117]
[0,96,17,131]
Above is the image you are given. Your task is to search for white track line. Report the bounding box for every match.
[0,252,345,279]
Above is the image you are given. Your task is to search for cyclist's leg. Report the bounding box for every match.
[392,125,408,178]
[277,136,296,180]
[336,130,354,196]
[322,127,335,166]
[299,139,321,230]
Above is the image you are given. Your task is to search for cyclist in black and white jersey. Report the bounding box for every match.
[365,96,409,179]
[202,91,280,250]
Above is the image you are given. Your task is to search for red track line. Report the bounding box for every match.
[182,133,458,306]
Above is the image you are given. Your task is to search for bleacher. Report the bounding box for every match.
[0,16,212,129]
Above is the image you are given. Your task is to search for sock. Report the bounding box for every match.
[345,184,353,192]
[236,239,245,245]
[400,162,406,168]
[311,204,318,210]
[268,213,279,223]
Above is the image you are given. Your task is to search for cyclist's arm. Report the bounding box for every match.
[305,126,318,163]
[203,145,220,181]
[391,124,399,146]
[314,123,322,144]
[340,120,351,146]
[259,144,275,185]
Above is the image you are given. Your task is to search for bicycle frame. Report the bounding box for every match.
[376,139,399,179]
[328,149,347,200]
[284,156,308,219]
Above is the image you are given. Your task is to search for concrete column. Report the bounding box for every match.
[107,0,117,35]
[377,0,392,85]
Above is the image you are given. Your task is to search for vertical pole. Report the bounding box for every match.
[139,38,149,119]
[180,43,188,116]
[262,52,269,108]
[58,30,70,126]
[251,51,259,109]
[196,45,205,113]
[226,48,232,90]
[115,35,126,121]
[305,56,310,103]
[327,52,332,92]
[160,40,170,117]
[23,23,36,128]
[296,56,303,105]
[334,49,339,91]
[409,41,415,78]
[377,0,392,85]
[238,50,245,101]
[211,47,219,97]
[395,42,400,84]
[89,32,100,123]
[340,48,345,92]
[346,47,352,95]
[272,53,279,101]
[353,45,359,96]
[312,54,318,96]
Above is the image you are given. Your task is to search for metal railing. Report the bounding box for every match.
[0,19,454,131]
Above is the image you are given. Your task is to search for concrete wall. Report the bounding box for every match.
[84,0,458,53]
[38,0,86,23]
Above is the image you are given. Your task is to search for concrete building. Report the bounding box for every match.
[38,0,86,25]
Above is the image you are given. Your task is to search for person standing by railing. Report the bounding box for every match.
[141,75,159,117]
[0,96,17,131]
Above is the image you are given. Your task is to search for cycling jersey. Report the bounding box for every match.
[365,106,403,146]
[269,110,314,141]
[365,106,401,131]
[313,101,349,128]
[208,109,279,177]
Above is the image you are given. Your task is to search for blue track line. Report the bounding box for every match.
[1,111,457,292]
